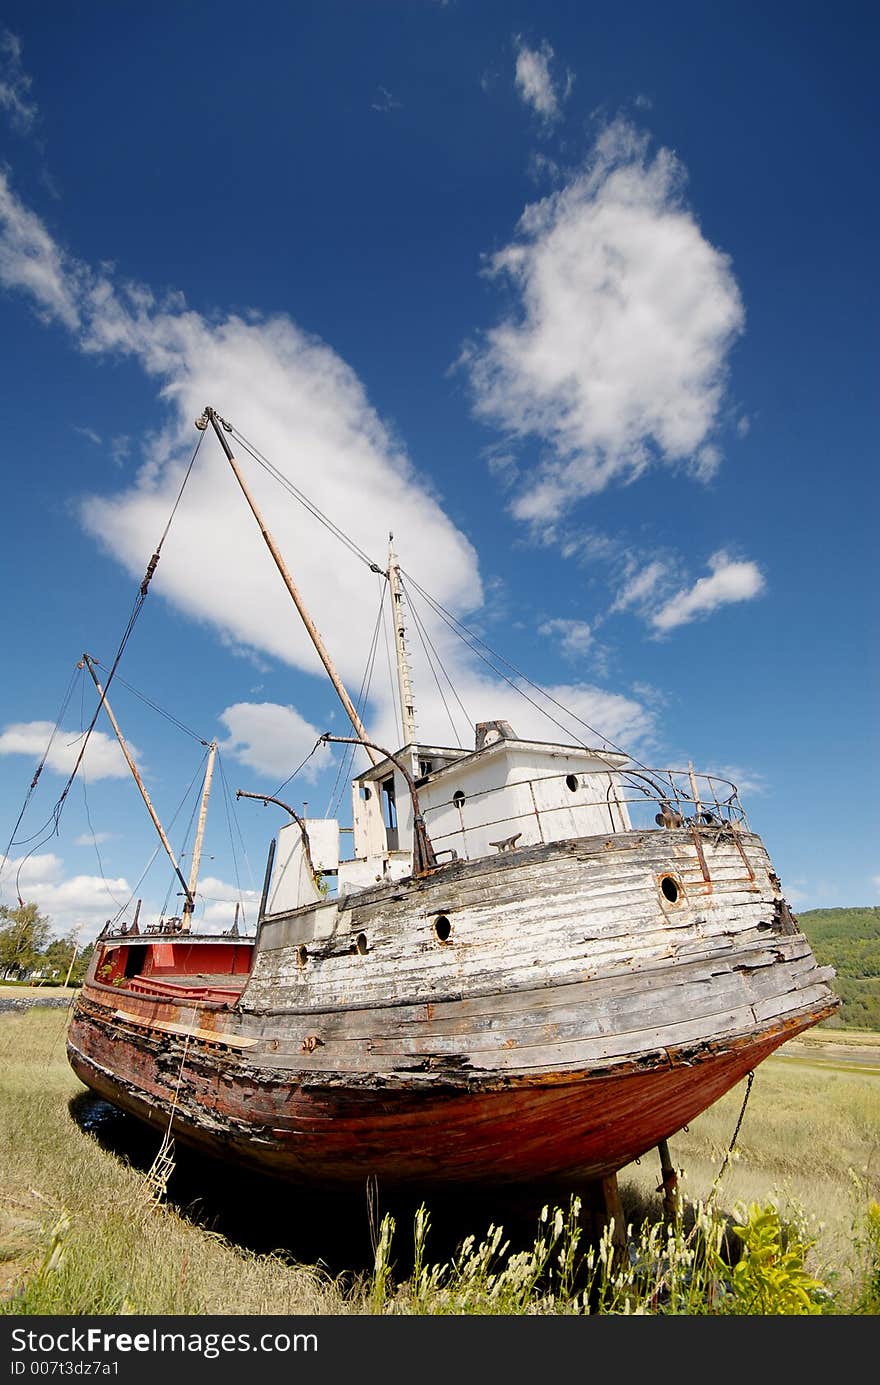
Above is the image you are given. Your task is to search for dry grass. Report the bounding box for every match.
[2,1004,878,1315]
[619,1037,880,1295]
[0,1007,355,1315]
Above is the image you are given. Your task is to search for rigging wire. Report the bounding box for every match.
[227,424,383,575]
[400,576,469,748]
[8,425,207,891]
[222,416,650,779]
[325,576,386,817]
[77,674,128,912]
[0,663,81,891]
[216,414,649,791]
[158,752,206,919]
[400,568,659,778]
[87,660,208,745]
[216,752,252,926]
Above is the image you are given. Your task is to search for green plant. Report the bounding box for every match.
[721,1202,828,1314]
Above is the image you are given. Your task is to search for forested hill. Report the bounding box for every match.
[797,906,880,1032]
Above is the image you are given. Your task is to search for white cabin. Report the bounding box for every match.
[264,720,631,912]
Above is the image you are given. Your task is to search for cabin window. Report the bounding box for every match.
[381,777,397,829]
[566,774,579,792]
[453,790,466,808]
[419,759,434,777]
[353,932,368,955]
[361,786,372,801]
[381,776,399,852]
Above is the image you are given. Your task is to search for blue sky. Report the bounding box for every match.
[0,1,876,941]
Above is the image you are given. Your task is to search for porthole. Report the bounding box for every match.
[434,914,452,943]
[296,944,309,968]
[566,774,579,792]
[452,790,465,808]
[361,786,372,801]
[353,932,368,955]
[659,875,681,905]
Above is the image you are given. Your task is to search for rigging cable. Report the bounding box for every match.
[399,575,470,748]
[0,663,80,897]
[7,424,207,894]
[226,424,383,574]
[400,568,661,780]
[77,672,128,912]
[158,746,208,919]
[216,752,252,928]
[87,660,208,745]
[325,575,386,817]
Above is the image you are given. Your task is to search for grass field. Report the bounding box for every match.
[1,999,878,1315]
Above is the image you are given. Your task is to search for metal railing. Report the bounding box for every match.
[420,766,748,858]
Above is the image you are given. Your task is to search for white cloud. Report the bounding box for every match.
[706,765,767,798]
[74,832,115,847]
[0,168,657,774]
[611,559,667,614]
[513,37,571,124]
[0,720,142,780]
[0,171,80,326]
[219,702,332,782]
[463,118,745,523]
[538,617,593,657]
[0,851,130,940]
[650,551,765,632]
[0,30,37,133]
[194,874,260,929]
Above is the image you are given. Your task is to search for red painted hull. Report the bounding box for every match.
[67,998,833,1190]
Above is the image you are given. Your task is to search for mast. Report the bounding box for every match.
[198,407,380,767]
[180,739,217,933]
[80,654,194,913]
[387,534,418,771]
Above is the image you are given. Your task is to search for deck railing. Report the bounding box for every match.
[421,766,748,858]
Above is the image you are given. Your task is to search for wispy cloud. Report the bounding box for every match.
[650,551,765,632]
[371,85,401,112]
[73,424,102,446]
[538,617,593,658]
[513,37,572,124]
[0,30,37,133]
[463,118,745,525]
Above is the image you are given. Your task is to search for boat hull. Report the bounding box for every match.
[67,1000,833,1189]
[66,827,839,1190]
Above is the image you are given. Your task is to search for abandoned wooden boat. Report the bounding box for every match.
[66,406,839,1195]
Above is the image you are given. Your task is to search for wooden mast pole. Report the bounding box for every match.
[386,534,418,771]
[80,654,194,912]
[180,739,217,933]
[199,408,380,767]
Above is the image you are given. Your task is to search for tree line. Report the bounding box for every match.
[0,902,95,986]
